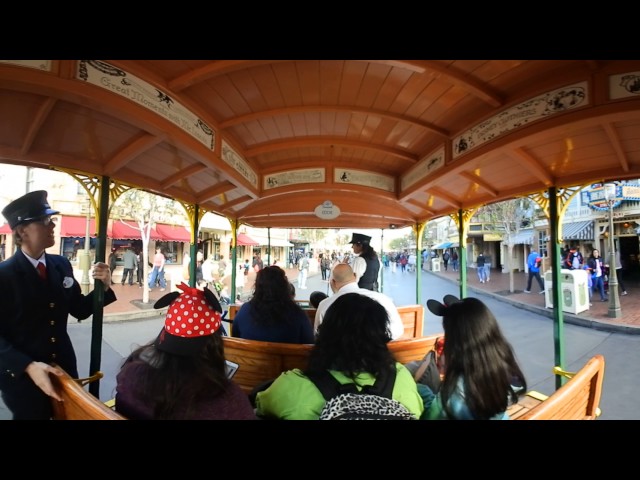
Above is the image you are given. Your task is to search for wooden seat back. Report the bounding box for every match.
[396,304,425,339]
[49,367,126,420]
[223,334,441,394]
[228,303,424,339]
[516,354,605,420]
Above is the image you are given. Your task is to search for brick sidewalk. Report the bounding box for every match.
[430,265,640,331]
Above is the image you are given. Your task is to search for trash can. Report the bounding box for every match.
[544,270,554,309]
[432,258,441,272]
[545,269,589,314]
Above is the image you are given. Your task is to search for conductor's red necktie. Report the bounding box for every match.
[37,262,47,281]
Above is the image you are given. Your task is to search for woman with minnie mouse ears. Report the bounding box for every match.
[422,295,527,420]
[114,283,256,420]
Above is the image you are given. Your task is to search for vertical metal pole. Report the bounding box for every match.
[607,193,621,318]
[458,209,467,299]
[88,176,110,397]
[189,205,199,287]
[379,229,384,292]
[549,186,566,389]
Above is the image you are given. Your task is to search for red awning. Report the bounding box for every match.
[155,224,191,242]
[109,221,162,240]
[237,232,259,246]
[0,223,11,234]
[59,216,97,237]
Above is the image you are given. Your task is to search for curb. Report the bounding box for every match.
[102,307,168,323]
[428,272,640,335]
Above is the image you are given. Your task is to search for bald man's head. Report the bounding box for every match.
[332,263,357,284]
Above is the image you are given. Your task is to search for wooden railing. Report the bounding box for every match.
[508,354,605,420]
[49,366,126,420]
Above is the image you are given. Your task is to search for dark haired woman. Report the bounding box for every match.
[348,232,380,291]
[255,293,423,420]
[424,295,527,420]
[231,265,314,344]
[115,284,255,420]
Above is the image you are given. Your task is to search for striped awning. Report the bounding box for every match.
[561,220,594,241]
[509,229,534,245]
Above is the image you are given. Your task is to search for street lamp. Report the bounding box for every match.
[603,183,621,318]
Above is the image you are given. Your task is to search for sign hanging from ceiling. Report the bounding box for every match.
[314,200,341,220]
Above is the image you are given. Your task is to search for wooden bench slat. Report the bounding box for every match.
[223,334,440,394]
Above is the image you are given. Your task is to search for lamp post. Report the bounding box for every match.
[604,183,621,318]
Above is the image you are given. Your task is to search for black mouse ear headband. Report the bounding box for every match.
[426,294,461,316]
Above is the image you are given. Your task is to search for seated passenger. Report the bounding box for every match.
[309,290,328,308]
[254,293,424,420]
[115,283,256,420]
[422,295,527,420]
[314,263,404,339]
[232,266,314,344]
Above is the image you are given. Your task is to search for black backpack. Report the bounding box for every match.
[306,368,417,420]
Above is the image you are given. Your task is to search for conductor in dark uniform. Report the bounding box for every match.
[0,190,117,419]
[347,232,381,291]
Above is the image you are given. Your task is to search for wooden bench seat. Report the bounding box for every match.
[49,366,126,420]
[223,334,441,394]
[226,303,424,339]
[508,354,605,420]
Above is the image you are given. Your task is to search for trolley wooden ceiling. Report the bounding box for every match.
[1,59,639,229]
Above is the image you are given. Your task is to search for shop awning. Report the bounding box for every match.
[561,220,594,241]
[237,233,259,246]
[109,221,162,240]
[250,236,294,247]
[0,223,11,234]
[155,224,191,242]
[432,241,453,250]
[509,229,534,245]
[59,216,97,237]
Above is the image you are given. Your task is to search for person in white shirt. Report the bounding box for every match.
[314,263,404,340]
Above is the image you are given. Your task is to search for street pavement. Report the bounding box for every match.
[1,264,639,419]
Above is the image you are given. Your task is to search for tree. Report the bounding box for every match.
[389,234,414,251]
[112,190,185,304]
[478,198,533,293]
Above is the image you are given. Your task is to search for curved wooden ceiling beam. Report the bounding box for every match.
[220,105,449,138]
[245,137,418,164]
[196,181,237,204]
[372,60,504,108]
[511,147,554,186]
[459,171,499,197]
[21,97,57,155]
[425,187,461,209]
[160,163,208,189]
[168,60,287,92]
[219,195,253,212]
[602,122,630,173]
[104,134,162,176]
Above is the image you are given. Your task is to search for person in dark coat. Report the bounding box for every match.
[0,190,117,420]
[348,232,380,291]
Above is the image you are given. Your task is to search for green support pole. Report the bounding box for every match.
[379,229,384,292]
[89,175,110,398]
[549,186,566,389]
[458,209,467,299]
[189,205,199,287]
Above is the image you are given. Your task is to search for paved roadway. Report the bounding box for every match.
[1,267,638,420]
